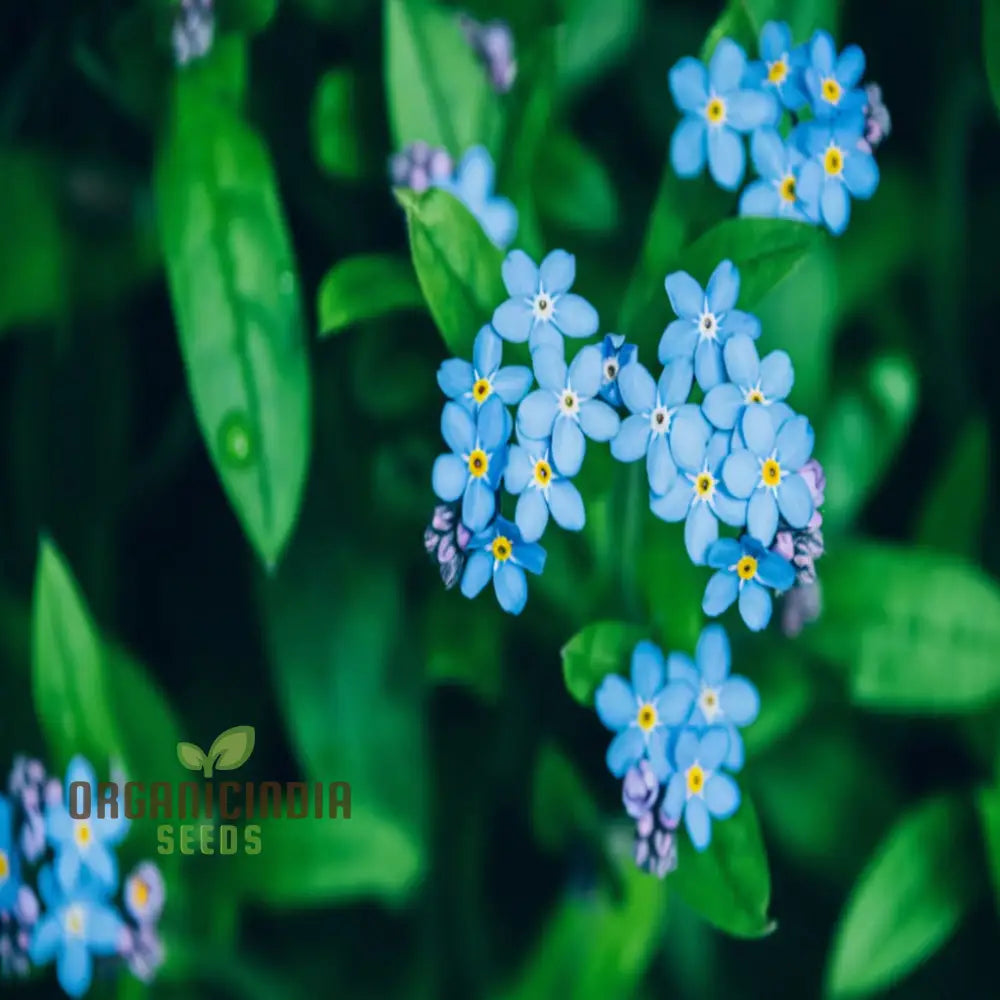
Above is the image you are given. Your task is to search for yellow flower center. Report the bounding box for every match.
[74,822,92,849]
[705,97,726,124]
[736,555,758,581]
[823,146,844,176]
[686,763,705,795]
[0,849,8,882]
[821,77,842,104]
[472,378,492,403]
[533,459,552,487]
[695,473,714,497]
[637,704,657,732]
[767,58,788,85]
[702,689,718,711]
[779,175,796,203]
[761,458,782,487]
[491,536,512,562]
[64,904,86,938]
[467,449,489,478]
[747,388,766,403]
[129,877,150,911]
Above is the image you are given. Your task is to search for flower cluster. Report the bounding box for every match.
[0,755,165,997]
[171,0,214,67]
[457,13,517,93]
[597,626,758,859]
[668,22,889,234]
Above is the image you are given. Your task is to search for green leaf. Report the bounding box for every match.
[700,0,839,60]
[560,620,647,706]
[216,0,278,34]
[801,542,1000,711]
[531,743,599,851]
[176,742,206,771]
[557,0,641,93]
[317,254,423,336]
[639,520,707,654]
[384,0,501,154]
[396,186,505,356]
[739,646,814,757]
[424,590,502,702]
[155,84,312,570]
[670,795,774,938]
[819,354,918,534]
[208,724,256,772]
[915,418,989,559]
[825,795,979,998]
[976,785,1000,915]
[310,68,366,180]
[985,0,1000,116]
[534,131,619,234]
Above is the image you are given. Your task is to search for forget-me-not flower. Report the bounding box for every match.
[598,334,638,408]
[659,260,761,391]
[668,39,779,189]
[434,145,518,249]
[504,433,585,542]
[722,406,816,544]
[492,250,600,351]
[662,727,741,851]
[436,325,532,418]
[432,395,508,533]
[739,127,813,222]
[516,344,620,477]
[595,641,695,779]
[650,430,747,564]
[703,534,796,631]
[702,333,794,433]
[0,793,22,912]
[745,21,808,111]
[803,30,867,123]
[611,358,710,496]
[460,517,545,615]
[666,625,760,770]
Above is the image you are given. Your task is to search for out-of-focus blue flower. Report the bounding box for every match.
[492,250,599,350]
[8,757,49,864]
[797,119,879,235]
[650,431,747,565]
[0,794,22,913]
[598,334,638,408]
[120,863,165,983]
[460,517,545,615]
[0,883,39,979]
[702,333,795,434]
[434,146,518,249]
[860,82,891,153]
[390,141,453,193]
[662,728,740,851]
[739,128,813,222]
[702,535,796,631]
[744,21,808,111]
[668,40,779,189]
[458,14,517,93]
[722,407,816,544]
[29,866,124,999]
[635,805,678,877]
[436,325,532,421]
[45,757,128,894]
[504,434,585,542]
[595,641,694,779]
[781,578,822,637]
[622,760,660,819]
[611,358,710,497]
[659,260,761,391]
[803,30,867,123]
[172,0,214,67]
[516,344,620,477]
[666,625,760,770]
[432,395,508,533]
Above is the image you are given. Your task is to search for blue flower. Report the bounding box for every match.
[796,119,879,235]
[433,145,517,249]
[516,343,620,477]
[659,260,761,391]
[610,358,710,496]
[666,625,760,770]
[44,757,128,894]
[702,333,794,434]
[738,127,813,222]
[0,793,23,911]
[436,325,532,417]
[492,249,599,350]
[503,434,585,542]
[598,334,638,408]
[29,865,124,999]
[744,21,808,111]
[432,395,508,533]
[460,517,545,615]
[662,727,741,851]
[668,39,778,190]
[650,430,747,565]
[721,406,816,544]
[702,534,796,631]
[595,641,695,779]
[803,30,867,123]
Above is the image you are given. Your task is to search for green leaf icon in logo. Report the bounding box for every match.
[176,725,255,778]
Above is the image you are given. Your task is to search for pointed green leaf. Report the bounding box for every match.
[700,0,840,60]
[208,725,256,771]
[558,0,641,93]
[976,784,1000,915]
[155,79,312,569]
[318,254,423,336]
[560,620,647,707]
[534,131,619,234]
[531,744,599,851]
[311,68,367,181]
[176,742,206,771]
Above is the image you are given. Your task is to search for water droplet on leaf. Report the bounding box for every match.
[218,411,256,468]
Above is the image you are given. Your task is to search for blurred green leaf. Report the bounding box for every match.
[384,0,501,154]
[915,418,989,558]
[985,0,1000,116]
[670,795,774,938]
[216,0,278,34]
[561,620,647,706]
[700,0,839,59]
[557,0,640,93]
[396,186,505,356]
[639,520,707,654]
[739,647,814,757]
[310,68,366,180]
[318,254,423,336]
[819,354,918,534]
[174,34,249,108]
[825,795,979,998]
[424,591,502,702]
[802,542,1000,711]
[976,784,1000,915]
[155,83,312,570]
[349,318,436,417]
[531,743,599,851]
[535,131,619,234]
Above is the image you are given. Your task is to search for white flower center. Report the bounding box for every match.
[532,290,556,321]
[64,904,86,938]
[558,389,580,417]
[744,384,768,405]
[699,311,718,341]
[649,406,671,435]
[699,685,722,723]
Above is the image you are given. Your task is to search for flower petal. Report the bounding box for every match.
[532,345,568,393]
[821,177,850,235]
[477,394,507,451]
[747,489,779,544]
[708,38,746,92]
[579,399,620,442]
[568,344,603,398]
[707,125,745,190]
[659,319,699,363]
[647,434,677,495]
[758,550,796,590]
[554,294,599,339]
[685,795,712,851]
[492,297,533,343]
[501,249,539,296]
[548,479,586,531]
[606,728,645,778]
[552,418,586,477]
[741,404,776,456]
[517,389,558,439]
[777,472,814,529]
[739,180,781,218]
[437,358,474,398]
[656,681,696,726]
[723,332,760,385]
[441,401,476,455]
[750,126,786,179]
[704,772,740,819]
[540,249,576,295]
[843,150,879,199]
[698,726,730,769]
[432,454,467,502]
[667,652,699,687]
[665,270,705,320]
[720,676,760,725]
[706,538,742,568]
[727,89,779,130]
[703,570,739,616]
[664,773,686,820]
[775,414,814,469]
[713,489,749,527]
[669,56,709,112]
[809,29,836,75]
[723,309,762,340]
[696,624,731,684]
[759,350,794,399]
[725,726,746,771]
[494,561,527,614]
[515,488,549,542]
[738,579,773,630]
[618,362,658,413]
[57,939,94,1000]
[836,44,866,88]
[722,449,759,498]
[514,539,546,575]
[595,674,637,730]
[479,198,518,249]
[760,20,790,60]
[460,551,493,598]
[29,914,61,964]
[456,145,494,200]
[504,445,533,494]
[631,640,666,700]
[612,415,652,462]
[492,365,533,405]
[86,902,124,953]
[650,477,692,522]
[674,729,700,770]
[648,729,673,781]
[659,357,695,407]
[462,477,496,532]
[685,501,719,565]
[670,116,707,178]
[694,339,726,390]
[473,325,503,375]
